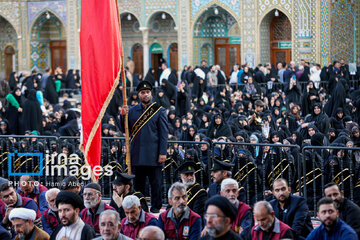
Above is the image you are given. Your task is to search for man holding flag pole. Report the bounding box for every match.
[120,80,168,214]
[80,0,168,213]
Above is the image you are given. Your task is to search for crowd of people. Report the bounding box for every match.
[1,57,360,239]
[0,174,360,239]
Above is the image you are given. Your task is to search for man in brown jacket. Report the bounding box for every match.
[9,207,50,240]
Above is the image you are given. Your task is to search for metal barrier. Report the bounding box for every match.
[211,142,300,206]
[300,146,360,214]
[1,135,359,213]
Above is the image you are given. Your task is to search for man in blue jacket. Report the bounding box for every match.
[324,182,360,239]
[270,178,313,239]
[306,197,358,240]
[120,80,168,213]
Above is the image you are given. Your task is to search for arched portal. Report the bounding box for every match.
[193,5,240,77]
[131,43,143,76]
[259,9,292,65]
[30,11,66,72]
[147,12,177,78]
[120,12,142,74]
[0,15,17,80]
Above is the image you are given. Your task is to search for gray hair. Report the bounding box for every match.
[122,195,140,209]
[99,210,121,224]
[45,188,60,201]
[254,200,274,215]
[168,182,186,199]
[139,226,165,240]
[221,178,238,192]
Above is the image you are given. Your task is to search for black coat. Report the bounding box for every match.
[44,76,59,104]
[207,115,233,139]
[6,88,22,135]
[21,89,42,134]
[270,194,313,239]
[339,198,360,239]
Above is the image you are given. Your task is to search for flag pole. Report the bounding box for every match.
[116,2,132,175]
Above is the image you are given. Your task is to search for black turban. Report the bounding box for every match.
[205,195,237,222]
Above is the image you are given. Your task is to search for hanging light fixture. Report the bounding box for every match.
[127,14,132,21]
[46,11,50,19]
[275,9,279,17]
[214,7,219,15]
[161,13,166,19]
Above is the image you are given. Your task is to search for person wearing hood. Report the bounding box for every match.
[8,71,19,90]
[21,89,42,134]
[168,69,178,86]
[5,87,23,134]
[176,80,191,116]
[144,68,157,90]
[232,148,262,206]
[0,120,9,135]
[127,91,140,106]
[161,80,176,106]
[215,86,231,109]
[44,75,59,104]
[106,83,123,119]
[301,103,329,137]
[58,110,79,136]
[330,108,345,133]
[301,81,319,117]
[154,88,171,109]
[207,113,232,139]
[325,77,349,117]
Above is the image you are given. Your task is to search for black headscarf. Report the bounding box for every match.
[21,89,42,133]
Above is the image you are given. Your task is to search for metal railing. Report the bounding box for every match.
[1,135,360,215]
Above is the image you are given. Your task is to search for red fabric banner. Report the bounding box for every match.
[80,0,122,178]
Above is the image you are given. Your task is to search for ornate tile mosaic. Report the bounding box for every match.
[192,0,240,19]
[28,1,67,28]
[330,0,355,63]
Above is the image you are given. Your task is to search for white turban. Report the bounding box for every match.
[9,208,36,221]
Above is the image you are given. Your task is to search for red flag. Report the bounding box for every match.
[80,0,122,179]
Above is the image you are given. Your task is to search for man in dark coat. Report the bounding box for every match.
[324,182,360,239]
[270,178,313,240]
[120,80,168,213]
[110,172,149,219]
[207,159,234,199]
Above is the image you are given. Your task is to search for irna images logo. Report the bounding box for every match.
[8,151,43,176]
[8,152,113,180]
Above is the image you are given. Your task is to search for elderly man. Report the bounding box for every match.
[138,226,165,240]
[306,197,358,240]
[248,201,295,240]
[42,188,60,235]
[176,161,207,216]
[220,178,253,237]
[201,195,241,239]
[51,191,95,240]
[270,178,313,240]
[121,195,157,239]
[207,159,234,199]
[80,183,114,236]
[17,175,48,213]
[324,182,360,239]
[93,210,131,240]
[158,182,202,240]
[0,182,42,229]
[110,172,148,219]
[9,208,49,240]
